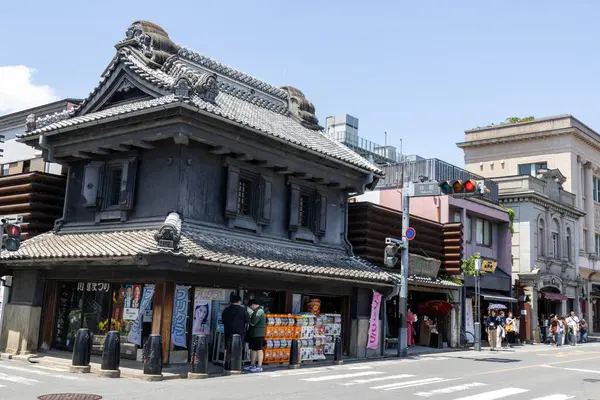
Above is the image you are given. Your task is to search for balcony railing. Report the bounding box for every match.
[377,158,499,203]
[328,132,403,164]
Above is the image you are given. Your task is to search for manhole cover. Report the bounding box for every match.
[38,395,102,400]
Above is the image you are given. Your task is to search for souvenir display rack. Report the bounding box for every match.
[322,313,342,355]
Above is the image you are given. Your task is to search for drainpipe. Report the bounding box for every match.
[39,135,69,231]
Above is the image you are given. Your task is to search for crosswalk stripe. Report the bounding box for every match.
[382,378,459,391]
[452,387,529,400]
[0,364,81,380]
[531,395,574,400]
[302,371,383,382]
[0,384,5,388]
[267,365,372,377]
[341,374,415,386]
[371,377,446,390]
[0,372,39,385]
[414,382,488,397]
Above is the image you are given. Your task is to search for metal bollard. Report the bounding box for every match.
[188,334,209,379]
[333,336,343,365]
[224,334,242,375]
[70,328,92,373]
[99,330,121,378]
[289,339,300,369]
[142,334,163,381]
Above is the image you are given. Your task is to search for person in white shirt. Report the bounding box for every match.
[566,311,580,346]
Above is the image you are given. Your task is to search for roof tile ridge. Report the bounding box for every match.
[218,82,287,114]
[177,47,287,100]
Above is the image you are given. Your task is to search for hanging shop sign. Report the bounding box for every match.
[481,259,498,274]
[408,253,440,279]
[171,285,190,348]
[367,291,382,350]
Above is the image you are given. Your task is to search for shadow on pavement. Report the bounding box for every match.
[473,358,520,364]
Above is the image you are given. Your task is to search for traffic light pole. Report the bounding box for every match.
[398,181,410,357]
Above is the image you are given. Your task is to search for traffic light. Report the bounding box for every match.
[437,179,487,196]
[3,223,21,251]
[384,244,399,267]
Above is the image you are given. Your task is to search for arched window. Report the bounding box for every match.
[538,218,545,256]
[552,219,560,259]
[566,227,572,261]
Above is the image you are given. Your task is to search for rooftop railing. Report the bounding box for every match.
[377,158,499,203]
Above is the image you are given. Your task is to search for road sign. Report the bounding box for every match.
[408,181,442,197]
[405,227,416,241]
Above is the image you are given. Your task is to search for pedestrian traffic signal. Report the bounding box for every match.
[3,223,21,251]
[437,180,487,196]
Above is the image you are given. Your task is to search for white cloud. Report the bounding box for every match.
[0,65,59,115]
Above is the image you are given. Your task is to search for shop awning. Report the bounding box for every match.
[480,292,518,303]
[540,292,568,301]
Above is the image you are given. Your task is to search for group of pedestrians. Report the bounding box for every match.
[221,295,266,373]
[486,310,517,349]
[547,311,588,346]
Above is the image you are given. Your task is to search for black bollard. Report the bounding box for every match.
[70,328,92,373]
[142,334,163,381]
[188,334,209,379]
[333,336,343,365]
[289,339,300,369]
[99,330,121,378]
[224,334,243,375]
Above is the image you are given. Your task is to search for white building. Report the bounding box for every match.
[457,115,600,333]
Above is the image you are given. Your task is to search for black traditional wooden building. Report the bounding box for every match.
[0,21,394,362]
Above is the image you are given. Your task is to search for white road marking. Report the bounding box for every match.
[341,374,415,385]
[452,387,529,400]
[531,395,574,400]
[0,384,5,388]
[0,372,39,385]
[33,365,71,372]
[540,365,600,374]
[414,382,488,397]
[371,377,446,390]
[302,371,383,382]
[267,365,372,377]
[0,364,81,380]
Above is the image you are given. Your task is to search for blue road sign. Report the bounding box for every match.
[405,227,416,241]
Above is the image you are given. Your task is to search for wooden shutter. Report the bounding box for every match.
[119,157,139,210]
[82,161,104,207]
[315,192,328,236]
[289,183,300,230]
[258,174,273,224]
[225,165,240,218]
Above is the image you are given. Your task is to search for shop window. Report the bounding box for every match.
[82,156,138,222]
[224,158,273,232]
[22,159,31,173]
[594,177,600,202]
[453,212,461,223]
[288,177,327,241]
[595,234,600,256]
[476,218,492,247]
[53,281,155,353]
[538,218,545,256]
[551,219,560,259]
[465,215,472,243]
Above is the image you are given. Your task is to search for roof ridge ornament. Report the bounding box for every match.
[115,20,180,69]
[280,86,323,130]
[155,211,183,250]
[171,71,219,103]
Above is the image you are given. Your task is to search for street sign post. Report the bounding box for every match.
[405,227,416,241]
[408,181,442,197]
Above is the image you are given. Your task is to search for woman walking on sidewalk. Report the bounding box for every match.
[505,312,516,347]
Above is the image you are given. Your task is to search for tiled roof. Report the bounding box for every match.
[386,273,462,289]
[1,226,392,284]
[17,32,382,175]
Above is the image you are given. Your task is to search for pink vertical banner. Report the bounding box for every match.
[367,291,382,350]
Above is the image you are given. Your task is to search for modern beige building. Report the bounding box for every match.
[457,115,600,333]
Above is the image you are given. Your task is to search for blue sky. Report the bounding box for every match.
[2,1,600,167]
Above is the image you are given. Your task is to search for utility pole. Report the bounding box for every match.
[474,257,482,351]
[398,181,410,357]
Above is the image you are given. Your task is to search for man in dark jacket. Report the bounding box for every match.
[221,295,249,347]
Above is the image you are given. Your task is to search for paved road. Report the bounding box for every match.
[2,343,600,399]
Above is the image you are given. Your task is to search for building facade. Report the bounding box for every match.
[0,20,393,362]
[458,115,600,332]
[495,169,585,341]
